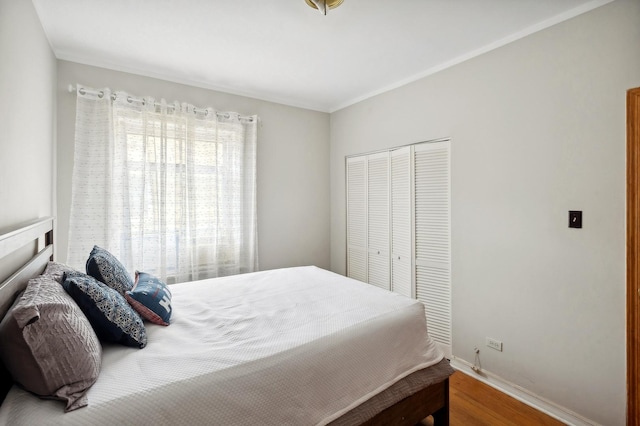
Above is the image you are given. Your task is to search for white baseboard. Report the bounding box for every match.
[449,357,600,426]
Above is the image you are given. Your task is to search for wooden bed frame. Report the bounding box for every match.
[362,379,449,426]
[0,217,450,425]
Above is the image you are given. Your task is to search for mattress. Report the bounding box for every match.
[0,266,443,426]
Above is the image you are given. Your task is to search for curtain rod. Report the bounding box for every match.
[67,84,255,122]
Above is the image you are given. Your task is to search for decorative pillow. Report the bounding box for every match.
[44,261,80,284]
[125,271,172,326]
[0,275,101,412]
[63,271,147,348]
[85,246,134,296]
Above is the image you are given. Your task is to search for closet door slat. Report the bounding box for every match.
[414,142,451,353]
[367,152,390,290]
[391,147,411,297]
[346,156,367,281]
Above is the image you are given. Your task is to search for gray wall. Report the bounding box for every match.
[0,0,56,280]
[329,1,639,424]
[0,0,55,228]
[56,61,330,272]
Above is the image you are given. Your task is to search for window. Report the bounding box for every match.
[68,88,258,283]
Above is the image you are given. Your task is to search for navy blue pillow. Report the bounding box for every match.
[62,271,147,348]
[125,272,172,326]
[86,246,134,296]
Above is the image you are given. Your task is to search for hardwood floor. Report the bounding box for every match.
[423,371,565,426]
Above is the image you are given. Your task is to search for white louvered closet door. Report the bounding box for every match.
[367,152,390,290]
[391,147,412,297]
[414,141,451,357]
[346,156,367,282]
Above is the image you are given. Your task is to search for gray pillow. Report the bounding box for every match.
[44,261,80,284]
[0,275,102,411]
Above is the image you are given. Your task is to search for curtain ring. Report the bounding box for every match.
[127,96,133,103]
[79,88,86,95]
[98,91,104,99]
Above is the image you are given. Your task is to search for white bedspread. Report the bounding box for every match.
[0,266,442,426]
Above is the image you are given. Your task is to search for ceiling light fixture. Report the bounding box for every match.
[305,0,344,15]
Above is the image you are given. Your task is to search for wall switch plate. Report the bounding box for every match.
[569,211,582,228]
[486,337,503,352]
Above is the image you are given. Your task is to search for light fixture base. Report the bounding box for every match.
[305,0,344,11]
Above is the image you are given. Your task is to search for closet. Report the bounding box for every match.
[346,139,451,356]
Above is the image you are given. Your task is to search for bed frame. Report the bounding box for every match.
[361,379,449,426]
[0,217,450,425]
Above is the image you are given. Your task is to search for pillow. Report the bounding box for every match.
[125,271,172,326]
[85,246,134,296]
[0,275,101,412]
[44,261,80,284]
[63,271,147,348]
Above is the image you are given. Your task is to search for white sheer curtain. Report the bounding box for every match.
[68,86,258,283]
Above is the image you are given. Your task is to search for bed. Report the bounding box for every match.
[0,217,453,425]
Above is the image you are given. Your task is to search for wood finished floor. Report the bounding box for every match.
[423,371,565,426]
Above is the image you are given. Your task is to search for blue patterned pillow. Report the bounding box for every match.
[125,272,172,326]
[86,246,134,296]
[62,271,147,348]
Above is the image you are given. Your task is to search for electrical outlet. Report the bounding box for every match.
[486,337,503,352]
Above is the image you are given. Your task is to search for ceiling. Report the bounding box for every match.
[32,0,612,112]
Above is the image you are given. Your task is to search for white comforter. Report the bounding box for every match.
[0,266,442,426]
